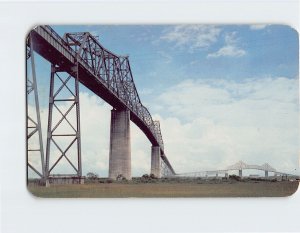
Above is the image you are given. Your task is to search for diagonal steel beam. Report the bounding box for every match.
[45,64,82,179]
[26,34,45,180]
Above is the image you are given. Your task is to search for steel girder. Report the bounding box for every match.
[26,34,45,179]
[63,32,165,151]
[45,64,82,178]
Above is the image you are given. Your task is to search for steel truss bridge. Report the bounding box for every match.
[176,161,295,178]
[26,25,175,182]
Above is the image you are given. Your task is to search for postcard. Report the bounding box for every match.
[26,25,299,197]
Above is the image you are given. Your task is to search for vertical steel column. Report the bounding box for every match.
[74,63,82,177]
[45,66,54,179]
[26,34,45,180]
[45,63,82,182]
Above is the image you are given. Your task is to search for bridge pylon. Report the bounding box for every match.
[109,109,131,180]
[151,146,161,178]
[45,63,82,185]
[265,170,268,177]
[239,169,242,177]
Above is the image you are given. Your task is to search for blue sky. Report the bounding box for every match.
[52,24,298,85]
[50,24,298,114]
[28,24,299,177]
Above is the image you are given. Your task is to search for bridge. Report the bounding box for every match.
[226,160,276,177]
[26,25,175,184]
[176,161,295,179]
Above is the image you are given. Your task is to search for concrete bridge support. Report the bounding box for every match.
[265,170,268,178]
[151,146,161,178]
[109,109,131,180]
[225,172,228,178]
[239,169,242,177]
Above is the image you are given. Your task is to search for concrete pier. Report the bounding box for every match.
[109,109,131,180]
[265,170,268,177]
[151,146,161,178]
[239,169,242,177]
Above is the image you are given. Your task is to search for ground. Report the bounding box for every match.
[28,180,299,198]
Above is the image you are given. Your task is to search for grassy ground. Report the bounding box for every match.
[28,180,299,198]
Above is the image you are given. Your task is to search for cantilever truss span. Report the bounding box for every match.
[175,161,283,178]
[226,161,276,172]
[26,25,175,179]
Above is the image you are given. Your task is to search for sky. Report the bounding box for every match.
[27,24,299,177]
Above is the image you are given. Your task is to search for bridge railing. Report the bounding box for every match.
[35,26,75,63]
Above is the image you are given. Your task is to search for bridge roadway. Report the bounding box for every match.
[29,25,175,178]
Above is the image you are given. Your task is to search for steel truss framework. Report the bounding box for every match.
[26,35,45,179]
[226,161,276,172]
[161,159,173,177]
[176,161,281,178]
[27,26,176,181]
[63,31,165,152]
[45,64,82,178]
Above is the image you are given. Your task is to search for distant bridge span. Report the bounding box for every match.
[175,161,294,178]
[27,25,175,182]
[226,161,276,172]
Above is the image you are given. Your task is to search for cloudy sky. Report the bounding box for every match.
[28,24,299,177]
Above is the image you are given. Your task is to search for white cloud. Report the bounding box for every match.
[250,24,268,30]
[160,25,221,51]
[28,77,299,177]
[139,88,153,95]
[207,45,246,58]
[28,92,152,177]
[153,77,299,174]
[224,31,238,44]
[207,31,246,59]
